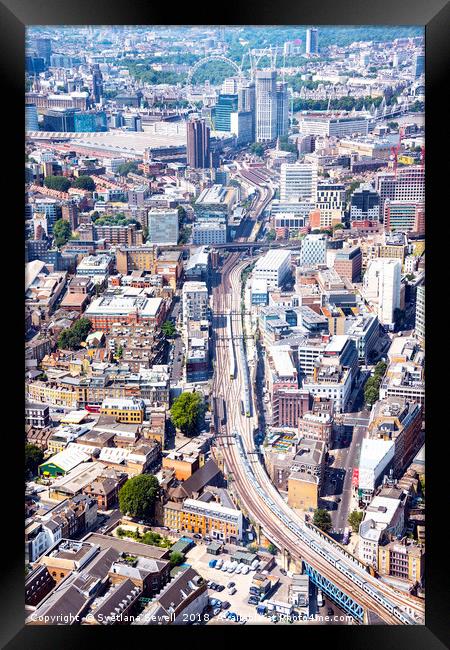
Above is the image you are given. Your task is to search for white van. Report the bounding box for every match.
[215,559,223,569]
[242,566,250,575]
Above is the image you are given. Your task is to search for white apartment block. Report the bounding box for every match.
[253,249,292,289]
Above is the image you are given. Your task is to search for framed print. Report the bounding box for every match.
[0,0,448,647]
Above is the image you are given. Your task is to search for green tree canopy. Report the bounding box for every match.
[53,219,72,248]
[313,508,332,533]
[267,543,277,555]
[44,175,71,193]
[25,444,44,479]
[266,229,276,241]
[73,175,96,191]
[170,392,203,436]
[117,161,139,177]
[169,551,185,567]
[249,142,265,158]
[118,474,160,519]
[348,510,364,533]
[57,317,92,350]
[162,320,176,338]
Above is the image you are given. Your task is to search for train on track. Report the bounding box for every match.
[232,430,416,625]
[227,312,236,380]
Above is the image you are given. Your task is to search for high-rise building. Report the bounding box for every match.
[280,162,318,202]
[91,64,104,104]
[147,208,179,245]
[333,246,362,282]
[276,81,289,137]
[414,52,425,79]
[364,259,401,329]
[299,234,327,267]
[316,182,346,227]
[350,184,381,222]
[415,285,425,345]
[305,28,318,55]
[376,166,425,217]
[25,104,39,131]
[34,38,52,65]
[238,80,256,141]
[255,70,277,143]
[187,118,211,169]
[213,94,238,132]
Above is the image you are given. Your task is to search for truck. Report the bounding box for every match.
[208,559,217,568]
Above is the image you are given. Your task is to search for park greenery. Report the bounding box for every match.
[57,318,92,351]
[364,361,388,406]
[249,142,265,158]
[25,444,44,479]
[93,213,142,228]
[117,161,140,177]
[313,508,332,533]
[53,219,72,248]
[118,474,160,519]
[170,391,203,436]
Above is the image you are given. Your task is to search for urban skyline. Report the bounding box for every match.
[25,24,425,627]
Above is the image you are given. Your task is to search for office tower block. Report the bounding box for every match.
[276,81,289,137]
[91,64,104,104]
[364,259,401,329]
[415,285,425,344]
[306,28,318,55]
[25,104,39,131]
[238,80,256,141]
[255,70,277,143]
[280,162,318,202]
[34,38,52,65]
[213,94,238,132]
[350,184,381,222]
[187,118,211,169]
[414,52,425,79]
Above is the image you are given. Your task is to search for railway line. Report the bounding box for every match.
[211,255,425,625]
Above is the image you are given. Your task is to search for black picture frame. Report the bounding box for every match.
[2,0,448,646]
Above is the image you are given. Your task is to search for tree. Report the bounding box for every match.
[44,175,71,193]
[169,551,185,567]
[118,474,160,519]
[313,509,332,533]
[249,142,264,158]
[53,219,71,248]
[374,361,387,379]
[364,383,380,406]
[25,444,44,479]
[73,175,96,191]
[267,543,277,555]
[58,317,92,350]
[348,510,364,533]
[333,223,344,230]
[170,392,203,436]
[266,229,276,242]
[162,320,176,338]
[117,161,139,177]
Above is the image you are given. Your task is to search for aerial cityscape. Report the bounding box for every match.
[24,25,425,626]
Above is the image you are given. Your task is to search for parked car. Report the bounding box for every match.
[227,587,237,596]
[215,559,223,569]
[221,601,231,610]
[213,607,221,616]
[210,582,218,590]
[216,585,225,592]
[227,582,235,589]
[241,566,250,575]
